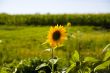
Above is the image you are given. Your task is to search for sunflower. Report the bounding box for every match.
[47,25,66,47]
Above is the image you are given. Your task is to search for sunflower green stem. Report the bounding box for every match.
[51,46,57,73]
[51,48,54,73]
[52,48,54,58]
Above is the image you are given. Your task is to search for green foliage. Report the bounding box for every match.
[67,49,110,73]
[0,57,60,73]
[84,57,99,63]
[67,50,92,73]
[0,60,18,73]
[1,49,110,73]
[0,14,110,29]
[66,50,80,73]
[93,48,110,73]
[103,50,110,61]
[94,60,110,72]
[71,50,80,62]
[13,58,47,73]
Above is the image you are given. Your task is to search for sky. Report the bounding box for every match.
[0,0,110,14]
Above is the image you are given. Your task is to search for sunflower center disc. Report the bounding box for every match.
[53,31,61,41]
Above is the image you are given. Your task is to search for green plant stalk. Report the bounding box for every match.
[51,48,54,73]
[52,48,54,58]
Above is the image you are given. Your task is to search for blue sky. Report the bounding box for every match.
[0,0,110,14]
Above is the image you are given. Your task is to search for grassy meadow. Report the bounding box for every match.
[0,25,110,69]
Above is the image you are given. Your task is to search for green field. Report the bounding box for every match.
[0,26,110,62]
[0,25,110,73]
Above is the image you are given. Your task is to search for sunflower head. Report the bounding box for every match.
[47,25,66,47]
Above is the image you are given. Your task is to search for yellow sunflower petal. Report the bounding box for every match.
[47,25,66,47]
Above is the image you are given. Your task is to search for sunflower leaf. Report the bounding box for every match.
[35,63,48,70]
[103,50,110,61]
[66,62,76,73]
[72,50,80,62]
[49,58,59,65]
[84,57,99,63]
[94,60,110,72]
